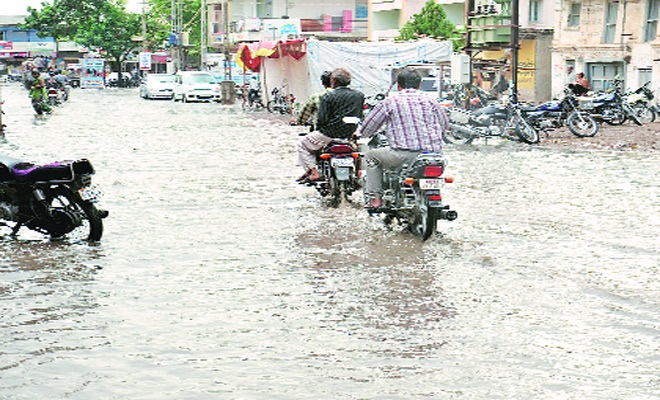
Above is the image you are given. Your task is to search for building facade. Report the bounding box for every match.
[552,0,659,96]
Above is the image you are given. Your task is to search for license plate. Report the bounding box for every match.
[79,185,103,203]
[331,158,354,167]
[419,179,442,190]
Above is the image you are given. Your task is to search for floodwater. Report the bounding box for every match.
[0,82,658,399]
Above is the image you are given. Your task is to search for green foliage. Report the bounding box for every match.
[22,0,169,71]
[397,0,464,51]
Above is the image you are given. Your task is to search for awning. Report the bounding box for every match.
[235,39,307,72]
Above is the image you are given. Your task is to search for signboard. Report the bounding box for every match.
[262,19,301,40]
[0,42,13,50]
[139,51,152,71]
[81,58,105,89]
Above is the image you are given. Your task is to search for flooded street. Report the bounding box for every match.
[0,83,658,399]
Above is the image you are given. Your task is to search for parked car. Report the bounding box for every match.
[173,71,222,102]
[140,74,176,100]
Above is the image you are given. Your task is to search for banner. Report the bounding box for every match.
[81,58,105,89]
[139,52,152,71]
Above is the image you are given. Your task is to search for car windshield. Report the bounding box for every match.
[187,73,215,84]
[420,79,438,92]
[154,75,175,83]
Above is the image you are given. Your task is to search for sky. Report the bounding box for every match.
[0,0,142,15]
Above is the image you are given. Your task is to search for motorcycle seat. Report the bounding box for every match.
[10,162,74,182]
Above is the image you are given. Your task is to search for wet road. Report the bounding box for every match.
[0,82,658,399]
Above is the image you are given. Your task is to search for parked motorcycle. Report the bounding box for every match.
[524,87,599,137]
[267,87,295,115]
[445,99,540,145]
[578,78,642,126]
[364,134,457,241]
[626,82,656,124]
[0,154,108,241]
[299,127,361,207]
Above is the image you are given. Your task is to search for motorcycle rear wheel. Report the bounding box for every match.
[408,197,436,241]
[327,177,341,208]
[604,108,626,125]
[566,112,599,137]
[47,187,103,241]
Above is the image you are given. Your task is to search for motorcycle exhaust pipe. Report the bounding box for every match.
[438,209,458,221]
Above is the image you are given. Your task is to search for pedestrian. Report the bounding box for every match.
[575,72,591,91]
[296,67,364,183]
[294,70,332,126]
[356,67,449,209]
[28,69,52,115]
[247,76,260,106]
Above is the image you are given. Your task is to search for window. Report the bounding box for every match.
[639,68,652,86]
[567,2,581,27]
[645,0,659,42]
[603,1,619,43]
[588,62,624,92]
[529,0,541,23]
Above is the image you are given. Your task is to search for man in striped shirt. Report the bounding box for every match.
[357,67,449,208]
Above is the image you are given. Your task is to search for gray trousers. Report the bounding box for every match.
[297,131,332,171]
[365,147,420,195]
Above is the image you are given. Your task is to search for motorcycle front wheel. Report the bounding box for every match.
[266,100,277,113]
[408,196,436,241]
[47,187,103,241]
[513,117,540,144]
[632,104,656,124]
[445,123,476,145]
[623,104,643,126]
[566,111,599,137]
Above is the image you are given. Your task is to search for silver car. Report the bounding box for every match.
[139,74,176,100]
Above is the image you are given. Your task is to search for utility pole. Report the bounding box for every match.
[511,0,519,103]
[201,0,207,70]
[223,0,231,81]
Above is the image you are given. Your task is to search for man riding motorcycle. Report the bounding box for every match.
[356,67,449,209]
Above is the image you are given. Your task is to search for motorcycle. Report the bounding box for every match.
[0,154,108,241]
[47,87,61,106]
[267,87,295,115]
[524,86,599,137]
[299,125,361,207]
[625,82,656,124]
[364,134,457,241]
[578,78,643,126]
[445,98,540,145]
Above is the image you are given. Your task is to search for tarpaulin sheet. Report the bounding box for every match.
[259,39,453,103]
[236,39,307,72]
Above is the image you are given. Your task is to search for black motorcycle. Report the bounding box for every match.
[579,78,642,126]
[299,130,361,208]
[0,154,108,241]
[524,87,599,137]
[365,135,457,241]
[446,99,540,145]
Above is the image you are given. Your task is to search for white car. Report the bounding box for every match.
[173,71,222,102]
[139,74,175,100]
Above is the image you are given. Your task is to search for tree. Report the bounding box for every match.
[397,0,464,51]
[147,0,203,69]
[22,0,167,85]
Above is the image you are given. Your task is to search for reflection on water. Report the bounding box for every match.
[0,84,658,399]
